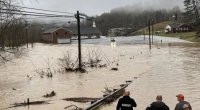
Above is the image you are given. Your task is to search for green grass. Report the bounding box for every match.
[133,21,200,42]
[157,32,200,42]
[133,21,173,35]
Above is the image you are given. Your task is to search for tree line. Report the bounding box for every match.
[184,0,200,24]
[0,0,63,50]
[0,0,25,49]
[95,6,183,36]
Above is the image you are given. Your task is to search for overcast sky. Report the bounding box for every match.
[22,0,184,16]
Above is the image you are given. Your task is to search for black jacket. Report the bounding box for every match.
[116,96,137,110]
[146,101,169,110]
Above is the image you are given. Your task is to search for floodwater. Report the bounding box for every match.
[0,36,200,110]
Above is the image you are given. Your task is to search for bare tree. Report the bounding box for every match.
[0,0,27,62]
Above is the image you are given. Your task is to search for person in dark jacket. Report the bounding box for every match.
[116,91,137,110]
[146,95,169,110]
[174,94,192,110]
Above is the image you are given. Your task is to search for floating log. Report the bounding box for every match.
[84,81,132,110]
[63,97,101,103]
[10,98,49,108]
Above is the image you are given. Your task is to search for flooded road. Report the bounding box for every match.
[0,36,200,110]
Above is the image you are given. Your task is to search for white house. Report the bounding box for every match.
[165,23,193,33]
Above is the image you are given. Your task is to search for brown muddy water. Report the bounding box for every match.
[0,36,200,110]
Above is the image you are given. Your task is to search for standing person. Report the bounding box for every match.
[146,95,169,110]
[116,91,137,110]
[174,94,192,110]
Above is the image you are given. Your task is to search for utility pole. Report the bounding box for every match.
[148,19,151,50]
[77,11,82,69]
[25,20,28,48]
[143,27,145,40]
[31,28,33,48]
[151,19,154,44]
[31,36,33,48]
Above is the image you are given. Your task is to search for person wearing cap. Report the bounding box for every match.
[174,94,192,110]
[146,95,169,110]
[116,91,137,110]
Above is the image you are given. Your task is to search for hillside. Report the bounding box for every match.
[133,21,200,42]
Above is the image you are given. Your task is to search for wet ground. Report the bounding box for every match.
[0,36,200,110]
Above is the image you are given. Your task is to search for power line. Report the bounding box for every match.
[17,6,75,15]
[0,1,75,15]
[0,1,76,18]
[0,8,75,18]
[0,2,93,20]
[0,11,73,18]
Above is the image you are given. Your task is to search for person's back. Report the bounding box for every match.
[116,91,137,110]
[175,100,191,110]
[146,95,169,110]
[174,94,192,110]
[147,101,169,110]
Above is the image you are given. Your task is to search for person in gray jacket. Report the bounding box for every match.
[174,94,192,110]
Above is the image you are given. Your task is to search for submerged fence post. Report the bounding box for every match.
[27,98,30,105]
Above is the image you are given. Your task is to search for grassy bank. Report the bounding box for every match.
[157,32,200,42]
[134,21,200,42]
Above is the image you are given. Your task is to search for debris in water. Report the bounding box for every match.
[75,68,87,73]
[65,68,75,72]
[43,91,56,98]
[64,104,83,110]
[63,97,100,103]
[111,67,118,71]
[10,98,49,108]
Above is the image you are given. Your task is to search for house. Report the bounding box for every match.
[42,28,71,44]
[165,23,193,33]
[67,27,101,39]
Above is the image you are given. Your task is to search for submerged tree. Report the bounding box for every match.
[0,0,27,62]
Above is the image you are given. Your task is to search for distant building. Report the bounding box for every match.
[42,28,71,44]
[165,23,193,33]
[67,27,101,39]
[108,28,133,36]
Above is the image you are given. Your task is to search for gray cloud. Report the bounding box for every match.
[23,0,184,16]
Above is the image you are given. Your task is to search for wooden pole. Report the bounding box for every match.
[151,20,154,44]
[77,11,82,69]
[27,98,30,105]
[31,30,33,48]
[25,21,28,48]
[143,28,145,40]
[31,36,33,48]
[148,19,151,50]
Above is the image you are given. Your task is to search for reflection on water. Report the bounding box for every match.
[0,36,200,110]
[110,38,116,47]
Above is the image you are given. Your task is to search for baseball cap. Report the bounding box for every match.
[176,94,184,100]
